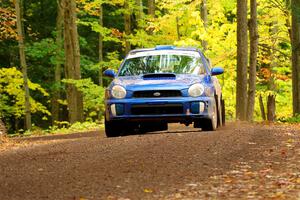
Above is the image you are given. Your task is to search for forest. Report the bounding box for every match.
[0,0,300,134]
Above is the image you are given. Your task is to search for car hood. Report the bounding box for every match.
[112,74,206,91]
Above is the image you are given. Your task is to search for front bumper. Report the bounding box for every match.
[105,96,215,123]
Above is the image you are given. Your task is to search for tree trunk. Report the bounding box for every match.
[236,0,248,121]
[124,0,131,54]
[267,94,276,121]
[52,0,64,125]
[200,0,208,51]
[99,4,104,86]
[176,17,180,40]
[291,0,300,115]
[246,0,258,121]
[135,0,143,27]
[15,0,31,130]
[0,119,7,136]
[259,94,266,121]
[148,0,155,18]
[62,0,84,124]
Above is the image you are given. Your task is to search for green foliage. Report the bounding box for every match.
[54,120,100,131]
[26,38,58,62]
[78,20,122,43]
[49,121,102,134]
[62,78,105,120]
[278,114,300,123]
[0,67,50,119]
[99,51,122,70]
[10,121,103,137]
[0,0,298,134]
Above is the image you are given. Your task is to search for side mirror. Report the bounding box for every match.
[103,69,116,78]
[211,67,224,76]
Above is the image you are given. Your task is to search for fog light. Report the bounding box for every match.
[110,104,124,116]
[191,102,205,114]
[199,102,205,112]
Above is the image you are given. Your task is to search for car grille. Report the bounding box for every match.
[131,104,183,115]
[133,90,182,98]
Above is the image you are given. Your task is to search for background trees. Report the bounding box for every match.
[51,0,64,124]
[236,0,248,121]
[14,0,31,129]
[247,0,258,122]
[291,0,300,115]
[0,0,297,133]
[62,0,84,124]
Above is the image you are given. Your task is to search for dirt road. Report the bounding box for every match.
[0,123,299,199]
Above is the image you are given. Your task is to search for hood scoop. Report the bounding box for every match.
[142,73,176,80]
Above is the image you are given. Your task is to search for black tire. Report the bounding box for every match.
[216,95,223,127]
[104,119,122,137]
[221,99,226,126]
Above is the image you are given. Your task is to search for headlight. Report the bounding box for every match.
[111,85,126,99]
[188,83,205,97]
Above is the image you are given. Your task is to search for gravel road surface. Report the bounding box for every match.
[0,123,299,199]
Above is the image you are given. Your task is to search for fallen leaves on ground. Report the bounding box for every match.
[0,135,66,152]
[0,136,24,151]
[159,126,300,200]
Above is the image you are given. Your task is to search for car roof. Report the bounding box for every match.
[128,45,201,55]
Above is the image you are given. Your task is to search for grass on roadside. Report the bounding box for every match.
[9,121,104,138]
[278,114,300,123]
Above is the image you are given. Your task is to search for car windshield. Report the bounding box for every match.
[119,52,206,76]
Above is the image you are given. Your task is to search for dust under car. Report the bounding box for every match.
[103,46,225,137]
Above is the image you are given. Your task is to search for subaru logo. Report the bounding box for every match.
[153,92,161,97]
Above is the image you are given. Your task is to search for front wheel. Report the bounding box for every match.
[221,99,226,126]
[105,119,122,137]
[194,99,218,131]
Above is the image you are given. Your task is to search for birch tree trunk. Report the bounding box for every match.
[246,0,258,121]
[148,0,155,18]
[124,0,131,54]
[15,0,31,130]
[236,0,248,121]
[62,0,84,124]
[266,21,277,122]
[176,17,180,40]
[200,0,208,51]
[135,0,143,27]
[52,0,64,124]
[291,0,300,115]
[99,4,103,86]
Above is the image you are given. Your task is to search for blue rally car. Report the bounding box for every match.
[103,46,225,137]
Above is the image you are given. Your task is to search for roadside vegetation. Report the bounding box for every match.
[9,121,102,137]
